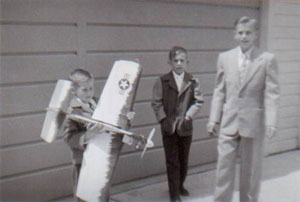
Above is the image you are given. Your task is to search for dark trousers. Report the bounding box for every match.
[72,164,84,202]
[162,132,192,200]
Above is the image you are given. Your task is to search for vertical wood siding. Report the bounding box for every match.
[0,0,260,200]
[261,0,300,155]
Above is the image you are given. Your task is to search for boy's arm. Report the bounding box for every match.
[64,108,86,150]
[209,54,226,124]
[186,77,205,119]
[151,77,166,123]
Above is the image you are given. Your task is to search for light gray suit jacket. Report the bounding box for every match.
[209,47,280,138]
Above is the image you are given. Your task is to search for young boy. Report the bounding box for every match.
[63,68,97,200]
[64,68,140,201]
[151,46,204,202]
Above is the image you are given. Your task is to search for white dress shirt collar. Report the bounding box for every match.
[172,71,185,91]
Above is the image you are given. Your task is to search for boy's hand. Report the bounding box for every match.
[79,135,87,150]
[126,111,135,121]
[145,139,154,148]
[86,122,104,132]
[207,122,217,136]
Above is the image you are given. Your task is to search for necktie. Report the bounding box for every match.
[240,54,249,84]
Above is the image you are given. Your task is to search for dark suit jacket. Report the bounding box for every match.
[152,71,204,136]
[63,97,97,164]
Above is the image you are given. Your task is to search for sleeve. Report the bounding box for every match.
[185,77,204,119]
[151,77,167,123]
[209,53,226,124]
[264,54,280,127]
[63,108,86,150]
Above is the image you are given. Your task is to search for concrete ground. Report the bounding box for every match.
[111,149,300,202]
[61,149,300,201]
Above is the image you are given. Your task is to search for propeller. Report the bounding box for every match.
[141,128,155,158]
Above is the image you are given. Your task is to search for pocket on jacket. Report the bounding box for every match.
[161,118,173,134]
[178,118,193,135]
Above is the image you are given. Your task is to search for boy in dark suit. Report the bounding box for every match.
[151,46,204,202]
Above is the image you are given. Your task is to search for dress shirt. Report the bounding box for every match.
[172,71,185,91]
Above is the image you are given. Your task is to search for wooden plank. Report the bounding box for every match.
[1,141,71,177]
[0,55,80,84]
[274,50,300,61]
[0,166,72,201]
[278,62,300,73]
[274,2,300,15]
[86,26,236,51]
[273,14,300,27]
[0,51,218,84]
[279,117,299,129]
[1,0,259,27]
[84,0,259,27]
[132,96,211,127]
[271,127,299,142]
[87,51,218,77]
[0,79,212,116]
[122,118,211,153]
[114,138,217,184]
[1,0,83,22]
[1,114,210,149]
[0,114,45,146]
[271,38,300,50]
[272,27,300,39]
[280,106,299,118]
[280,84,300,95]
[279,72,300,84]
[267,137,298,155]
[280,95,300,107]
[136,74,214,102]
[1,24,78,53]
[172,0,260,7]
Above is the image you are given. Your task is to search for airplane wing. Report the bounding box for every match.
[67,113,134,136]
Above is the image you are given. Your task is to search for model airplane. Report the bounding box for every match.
[41,60,154,153]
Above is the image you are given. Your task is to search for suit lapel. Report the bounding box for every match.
[167,72,179,93]
[239,47,264,93]
[178,72,192,97]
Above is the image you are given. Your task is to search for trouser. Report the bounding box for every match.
[214,132,265,202]
[162,132,192,200]
[72,164,85,202]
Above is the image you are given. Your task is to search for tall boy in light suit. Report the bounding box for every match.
[207,16,280,202]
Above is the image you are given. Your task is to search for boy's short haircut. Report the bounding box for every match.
[234,16,258,30]
[169,46,188,61]
[69,68,93,89]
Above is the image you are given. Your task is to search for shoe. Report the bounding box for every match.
[180,187,190,196]
[170,196,182,202]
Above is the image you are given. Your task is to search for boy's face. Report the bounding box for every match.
[170,52,188,75]
[75,80,94,103]
[234,23,257,52]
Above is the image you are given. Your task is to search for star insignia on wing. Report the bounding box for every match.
[119,79,130,90]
